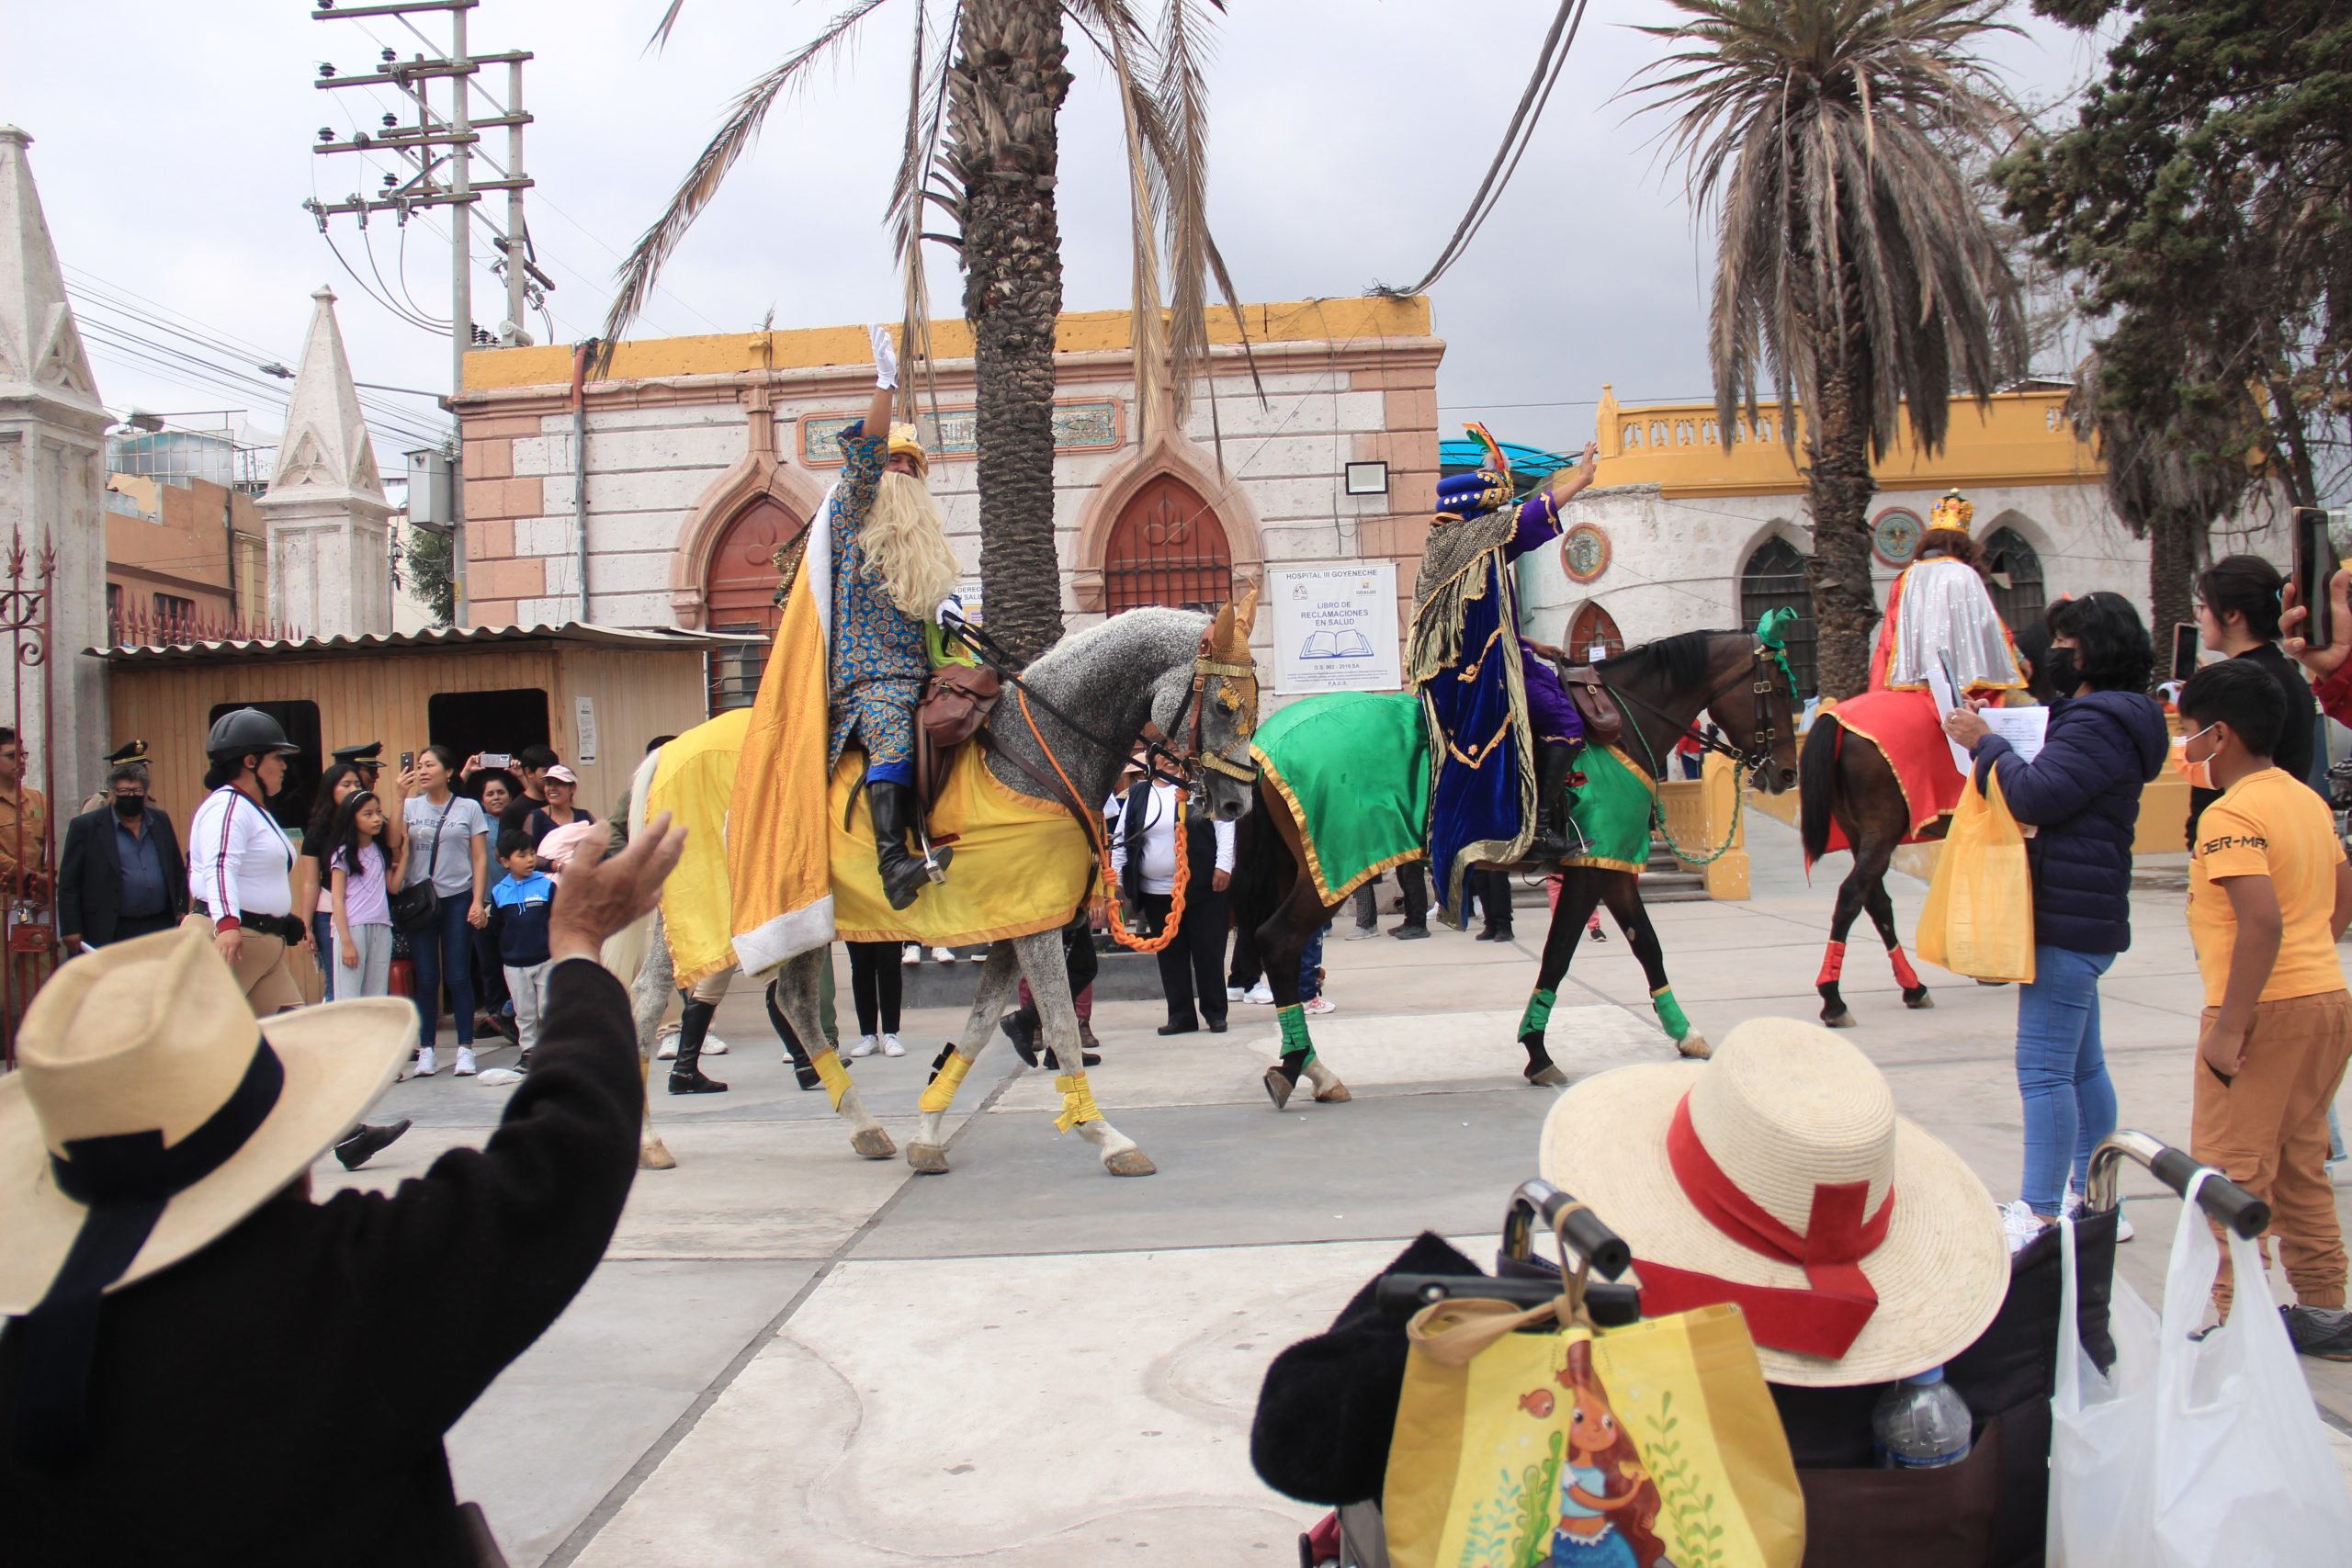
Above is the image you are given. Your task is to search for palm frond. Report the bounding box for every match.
[1096,5,1171,441]
[647,0,689,54]
[889,2,957,434]
[598,0,893,366]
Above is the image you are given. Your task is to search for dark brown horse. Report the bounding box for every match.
[1236,629,1802,1108]
[1796,720,1939,1027]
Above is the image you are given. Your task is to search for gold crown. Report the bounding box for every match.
[1929,489,1973,534]
[887,422,928,476]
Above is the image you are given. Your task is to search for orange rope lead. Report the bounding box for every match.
[1016,687,1186,955]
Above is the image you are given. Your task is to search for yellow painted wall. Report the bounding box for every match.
[462,296,1434,393]
[1592,386,2103,496]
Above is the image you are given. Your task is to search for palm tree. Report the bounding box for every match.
[604,0,1246,663]
[1633,0,2028,697]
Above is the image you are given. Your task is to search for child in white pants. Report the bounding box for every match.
[330,791,402,999]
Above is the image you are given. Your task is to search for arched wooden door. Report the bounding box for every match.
[705,496,803,711]
[1103,474,1233,613]
[1566,602,1624,662]
[1982,524,2046,635]
[1740,536,1817,697]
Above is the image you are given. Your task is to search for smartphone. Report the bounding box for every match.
[480,751,512,769]
[2170,623,2200,684]
[2295,506,2336,651]
[398,750,414,773]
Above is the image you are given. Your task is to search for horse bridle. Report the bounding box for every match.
[1603,644,1789,778]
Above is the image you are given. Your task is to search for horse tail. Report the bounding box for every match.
[1799,717,1841,868]
[1229,780,1295,941]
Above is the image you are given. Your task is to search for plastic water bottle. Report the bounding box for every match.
[1872,1366,1973,1469]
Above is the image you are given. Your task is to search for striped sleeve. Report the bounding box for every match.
[187,789,243,925]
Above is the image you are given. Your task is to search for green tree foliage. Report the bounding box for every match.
[2000,0,2352,621]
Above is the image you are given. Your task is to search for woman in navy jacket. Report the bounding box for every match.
[1946,592,2168,1230]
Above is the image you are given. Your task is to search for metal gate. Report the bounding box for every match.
[1103,475,1233,614]
[1739,536,1817,697]
[1,533,58,1066]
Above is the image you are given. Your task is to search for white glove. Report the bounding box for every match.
[933,593,963,627]
[870,323,899,390]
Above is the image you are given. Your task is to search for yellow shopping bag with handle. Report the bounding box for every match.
[1916,767,2035,985]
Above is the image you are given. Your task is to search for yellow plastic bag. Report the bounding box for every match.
[1384,1297,1805,1568]
[1916,767,2035,985]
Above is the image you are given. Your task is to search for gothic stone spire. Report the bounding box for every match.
[0,126,102,417]
[268,286,387,504]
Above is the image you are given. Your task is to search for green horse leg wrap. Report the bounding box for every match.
[1276,1002,1317,1065]
[1518,987,1557,1041]
[1650,985,1690,1042]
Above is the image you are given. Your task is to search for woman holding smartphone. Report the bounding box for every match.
[2188,555,2318,842]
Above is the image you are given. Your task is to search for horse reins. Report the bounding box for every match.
[1600,645,1786,778]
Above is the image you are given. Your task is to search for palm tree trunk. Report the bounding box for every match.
[1804,347,1881,698]
[950,0,1071,666]
[2147,507,2203,663]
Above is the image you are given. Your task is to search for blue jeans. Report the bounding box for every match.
[409,894,477,1048]
[1299,923,1328,1002]
[2017,944,2117,1215]
[311,910,335,1001]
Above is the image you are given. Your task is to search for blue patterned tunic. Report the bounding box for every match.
[826,423,929,787]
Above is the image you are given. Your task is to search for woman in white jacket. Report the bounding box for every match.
[1111,767,1236,1035]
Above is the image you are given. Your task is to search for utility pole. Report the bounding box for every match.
[304,0,553,625]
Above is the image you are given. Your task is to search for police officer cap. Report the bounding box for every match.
[105,739,150,767]
[331,740,385,768]
[206,707,301,759]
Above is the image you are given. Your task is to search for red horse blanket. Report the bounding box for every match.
[1808,689,1966,861]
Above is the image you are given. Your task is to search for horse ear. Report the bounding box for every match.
[1234,578,1261,639]
[1209,602,1237,652]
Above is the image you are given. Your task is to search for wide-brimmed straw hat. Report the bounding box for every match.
[1539,1017,2008,1387]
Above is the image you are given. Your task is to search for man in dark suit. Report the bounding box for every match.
[57,763,187,953]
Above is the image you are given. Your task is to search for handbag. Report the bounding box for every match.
[1383,1245,1804,1568]
[2048,1174,2352,1567]
[1917,767,2035,984]
[390,800,455,933]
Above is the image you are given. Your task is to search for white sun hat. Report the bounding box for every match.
[1539,1016,2009,1387]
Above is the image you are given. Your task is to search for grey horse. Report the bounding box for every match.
[616,595,1262,1179]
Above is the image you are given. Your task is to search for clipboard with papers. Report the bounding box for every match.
[1928,650,2046,774]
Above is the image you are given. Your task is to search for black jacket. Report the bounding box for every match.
[56,805,187,947]
[1972,689,2169,954]
[0,959,641,1566]
[2188,642,2319,843]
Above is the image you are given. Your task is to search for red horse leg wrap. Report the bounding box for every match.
[1816,941,1847,987]
[1887,945,1921,991]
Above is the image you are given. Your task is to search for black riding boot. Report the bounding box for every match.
[669,996,729,1094]
[1524,741,1577,862]
[870,779,951,910]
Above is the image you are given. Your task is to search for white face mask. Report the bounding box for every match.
[2177,721,2220,791]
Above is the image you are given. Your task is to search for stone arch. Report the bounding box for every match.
[1069,427,1265,615]
[666,392,830,628]
[1979,509,2051,632]
[1738,525,1817,697]
[1566,599,1625,661]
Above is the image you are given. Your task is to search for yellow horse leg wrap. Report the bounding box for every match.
[918,1051,973,1113]
[1053,1070,1103,1134]
[812,1048,852,1111]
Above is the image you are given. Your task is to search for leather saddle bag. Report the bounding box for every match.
[915,664,1004,807]
[1557,665,1624,747]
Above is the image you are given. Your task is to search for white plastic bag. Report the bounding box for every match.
[2050,1172,2352,1566]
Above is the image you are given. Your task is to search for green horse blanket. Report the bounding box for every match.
[1251,693,1657,903]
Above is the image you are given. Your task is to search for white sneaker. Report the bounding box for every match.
[702,1033,729,1056]
[901,946,921,965]
[1344,925,1378,942]
[454,1046,478,1077]
[1304,995,1337,1016]
[1999,1199,2048,1254]
[1226,985,1245,1001]
[930,946,956,963]
[880,1033,906,1057]
[413,1045,438,1077]
[655,1026,679,1061]
[1244,981,1274,1005]
[848,1033,879,1059]
[2115,1211,2135,1243]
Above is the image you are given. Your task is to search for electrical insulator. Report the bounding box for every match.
[381,174,398,187]
[381,113,397,129]
[380,47,396,62]
[317,127,334,143]
[317,62,336,78]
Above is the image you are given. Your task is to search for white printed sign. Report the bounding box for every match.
[1270,561,1402,695]
[574,696,600,766]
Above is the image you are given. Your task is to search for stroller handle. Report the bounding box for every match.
[1504,1179,1633,1279]
[2086,1130,2271,1239]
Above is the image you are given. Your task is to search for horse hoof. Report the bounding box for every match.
[1262,1067,1295,1111]
[639,1141,677,1171]
[1314,1080,1353,1103]
[1823,1010,1857,1029]
[1525,1064,1567,1088]
[1904,987,1935,1010]
[908,1143,949,1175]
[851,1127,898,1160]
[1676,1033,1713,1060]
[1104,1147,1158,1178]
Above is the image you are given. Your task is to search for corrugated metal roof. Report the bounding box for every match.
[92,621,765,666]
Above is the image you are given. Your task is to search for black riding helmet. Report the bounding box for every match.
[205,707,301,762]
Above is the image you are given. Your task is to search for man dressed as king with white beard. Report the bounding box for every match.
[827,324,967,908]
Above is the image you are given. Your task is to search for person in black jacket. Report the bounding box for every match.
[1947,592,2167,1231]
[2187,554,2319,843]
[56,763,187,953]
[0,810,688,1566]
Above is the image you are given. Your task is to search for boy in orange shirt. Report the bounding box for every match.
[2180,660,2352,1356]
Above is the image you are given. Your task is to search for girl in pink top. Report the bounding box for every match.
[330,792,406,999]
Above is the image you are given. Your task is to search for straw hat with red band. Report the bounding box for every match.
[1538,1017,2009,1387]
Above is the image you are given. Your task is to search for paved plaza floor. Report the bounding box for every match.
[315,815,2352,1564]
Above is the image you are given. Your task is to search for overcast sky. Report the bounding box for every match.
[12,0,2115,467]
